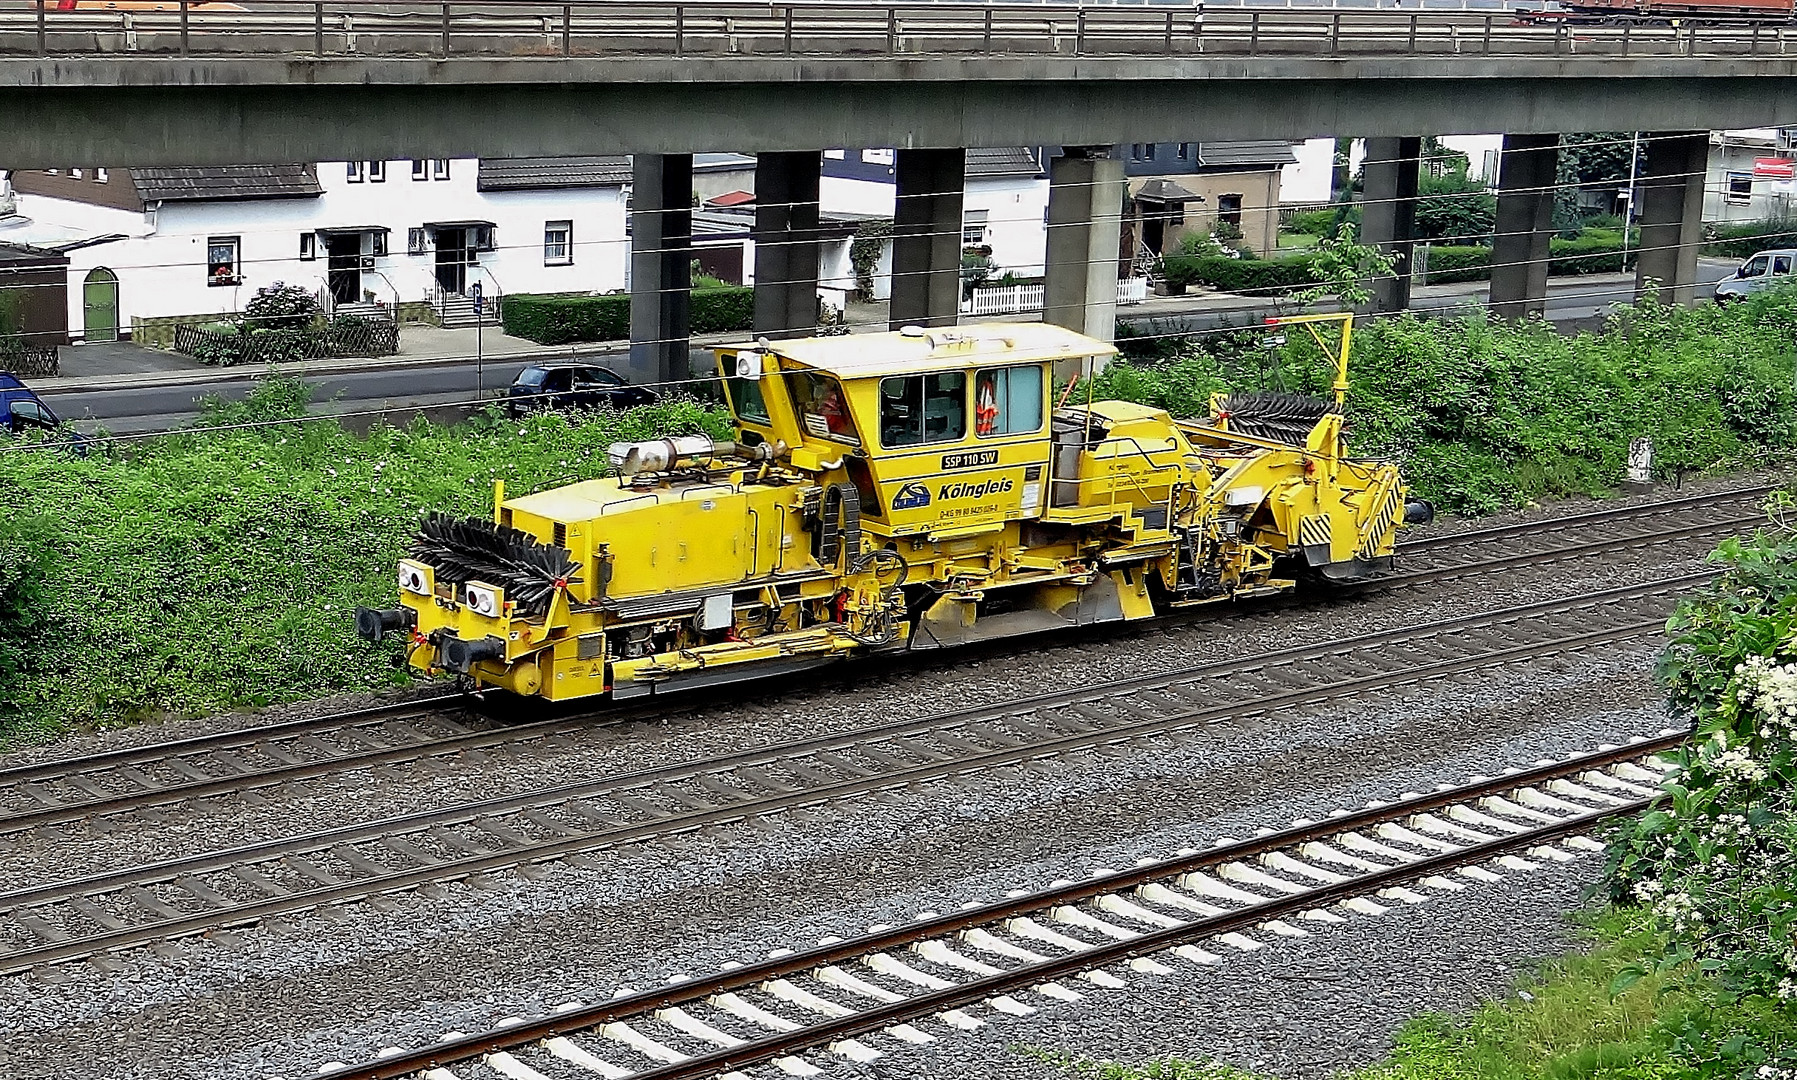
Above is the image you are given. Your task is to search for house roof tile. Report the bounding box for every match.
[131,165,324,202]
[476,156,632,190]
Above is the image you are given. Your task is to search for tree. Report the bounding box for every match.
[1293,225,1397,310]
[1414,172,1497,245]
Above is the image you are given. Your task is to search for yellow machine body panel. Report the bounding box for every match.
[364,317,1421,703]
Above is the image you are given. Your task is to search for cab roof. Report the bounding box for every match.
[742,322,1118,381]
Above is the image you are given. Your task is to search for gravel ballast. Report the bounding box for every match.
[0,477,1765,1080]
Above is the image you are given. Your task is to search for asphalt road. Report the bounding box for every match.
[38,264,1734,437]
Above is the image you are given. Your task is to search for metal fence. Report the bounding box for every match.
[6,1,1797,60]
[172,319,400,366]
[0,343,59,379]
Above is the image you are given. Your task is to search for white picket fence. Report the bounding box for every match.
[962,277,1149,317]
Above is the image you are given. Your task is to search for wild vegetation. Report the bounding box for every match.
[1098,287,1797,514]
[0,386,729,745]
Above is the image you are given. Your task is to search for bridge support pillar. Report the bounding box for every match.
[1490,133,1559,320]
[1043,147,1126,344]
[1634,131,1708,305]
[754,150,824,338]
[1360,136,1421,314]
[889,148,966,330]
[629,153,693,390]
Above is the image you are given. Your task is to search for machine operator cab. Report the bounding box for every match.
[717,323,1140,542]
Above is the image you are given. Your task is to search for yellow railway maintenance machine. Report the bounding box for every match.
[357,314,1430,702]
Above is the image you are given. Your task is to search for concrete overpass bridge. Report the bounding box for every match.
[6,2,1792,380]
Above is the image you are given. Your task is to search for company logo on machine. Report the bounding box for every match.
[892,481,933,510]
[938,477,1015,501]
[940,449,1000,471]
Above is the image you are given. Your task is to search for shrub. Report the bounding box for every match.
[1285,205,1360,238]
[243,282,320,332]
[503,286,755,345]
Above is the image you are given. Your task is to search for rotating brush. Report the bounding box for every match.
[409,512,583,620]
[1211,391,1341,445]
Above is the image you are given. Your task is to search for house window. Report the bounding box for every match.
[1727,172,1755,204]
[544,220,573,265]
[432,159,450,180]
[408,227,428,255]
[473,225,496,252]
[207,236,241,286]
[412,159,428,180]
[962,209,989,246]
[299,232,317,261]
[347,161,365,183]
[368,161,386,183]
[70,168,83,180]
[1218,193,1244,227]
[824,149,846,160]
[370,231,388,257]
[1145,144,1158,161]
[94,168,108,183]
[879,372,966,448]
[862,148,895,166]
[1176,144,1190,161]
[974,365,1044,438]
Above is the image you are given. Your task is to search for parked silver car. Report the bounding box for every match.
[1714,249,1797,302]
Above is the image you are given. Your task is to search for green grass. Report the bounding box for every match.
[1276,232,1321,250]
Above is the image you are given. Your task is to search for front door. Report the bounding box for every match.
[434,227,468,294]
[82,267,119,343]
[326,235,362,305]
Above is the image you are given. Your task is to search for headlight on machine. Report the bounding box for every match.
[464,581,504,618]
[398,559,434,596]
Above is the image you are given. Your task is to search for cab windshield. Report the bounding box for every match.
[784,370,860,446]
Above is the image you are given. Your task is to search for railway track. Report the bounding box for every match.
[0,570,1704,975]
[0,484,1765,840]
[314,735,1682,1080]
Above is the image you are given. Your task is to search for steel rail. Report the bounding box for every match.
[1394,483,1772,553]
[0,572,1700,973]
[318,732,1682,1080]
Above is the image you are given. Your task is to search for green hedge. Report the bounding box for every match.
[1162,254,1319,295]
[502,286,755,345]
[1418,245,1492,285]
[1704,219,1797,260]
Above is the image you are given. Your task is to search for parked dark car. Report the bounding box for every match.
[506,363,658,417]
[0,373,64,434]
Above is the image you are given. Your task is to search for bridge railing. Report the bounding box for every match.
[3,0,1793,60]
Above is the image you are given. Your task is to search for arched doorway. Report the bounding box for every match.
[83,268,119,343]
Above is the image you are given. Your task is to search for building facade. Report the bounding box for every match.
[1705,129,1797,225]
[6,158,629,342]
[1119,141,1300,259]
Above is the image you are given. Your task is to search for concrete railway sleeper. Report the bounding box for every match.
[312,736,1683,1080]
[0,572,1703,975]
[0,484,1763,838]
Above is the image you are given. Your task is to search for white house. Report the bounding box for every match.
[3,157,629,343]
[819,147,1052,299]
[1705,129,1797,225]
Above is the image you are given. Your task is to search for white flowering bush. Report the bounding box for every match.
[1605,492,1797,1074]
[0,377,732,746]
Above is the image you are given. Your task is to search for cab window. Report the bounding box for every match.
[880,372,966,447]
[973,365,1044,437]
[721,354,771,425]
[1776,256,1793,275]
[785,370,859,445]
[1743,256,1770,277]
